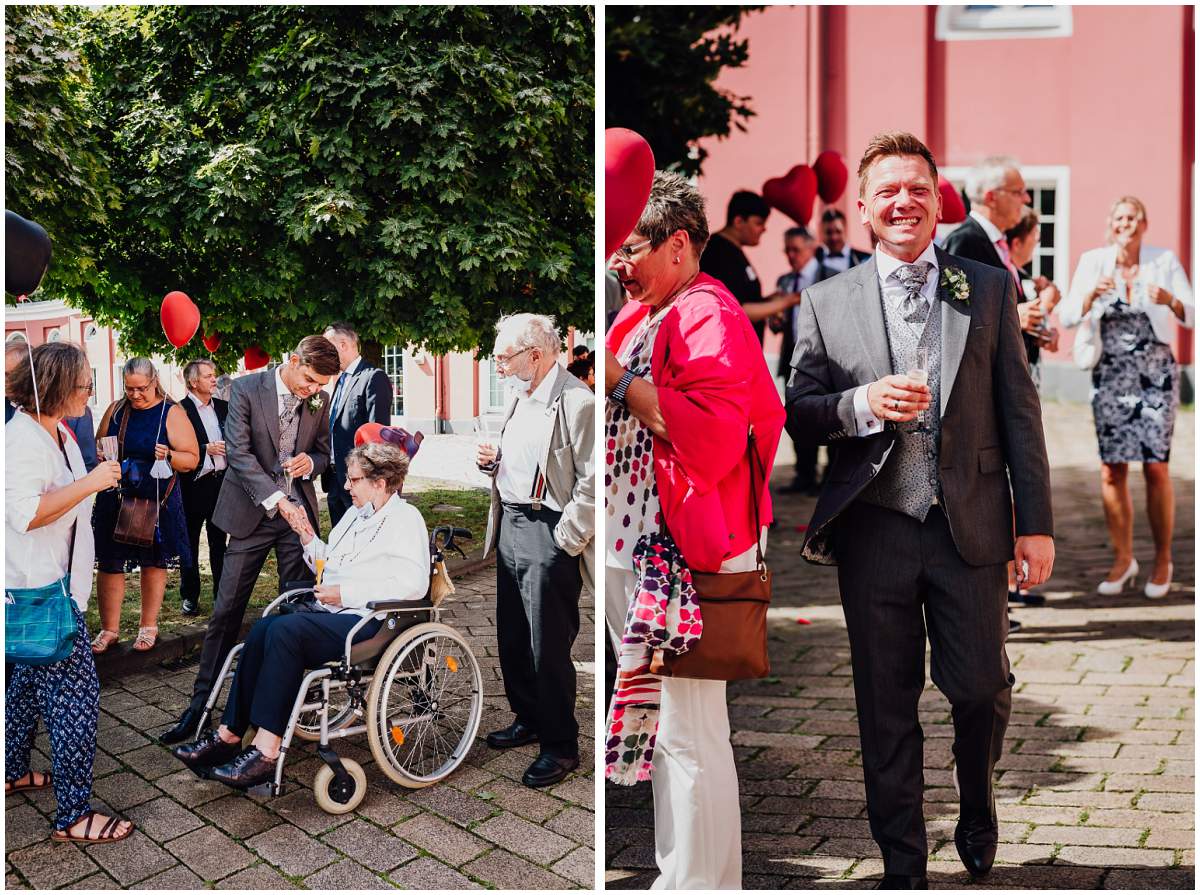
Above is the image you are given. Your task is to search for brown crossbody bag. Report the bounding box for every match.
[662,426,772,681]
[112,401,176,548]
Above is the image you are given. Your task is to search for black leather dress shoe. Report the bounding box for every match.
[955,819,998,878]
[521,753,579,788]
[159,708,206,746]
[181,598,199,616]
[877,874,928,889]
[485,720,538,750]
[172,729,243,775]
[209,747,277,790]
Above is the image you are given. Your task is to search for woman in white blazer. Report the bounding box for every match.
[1059,196,1193,598]
[171,441,430,790]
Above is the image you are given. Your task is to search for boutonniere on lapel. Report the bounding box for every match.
[940,266,970,306]
[307,395,323,414]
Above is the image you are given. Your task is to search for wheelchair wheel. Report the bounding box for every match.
[293,682,357,743]
[313,758,366,815]
[366,623,483,789]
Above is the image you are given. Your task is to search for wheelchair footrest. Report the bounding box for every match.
[246,781,278,798]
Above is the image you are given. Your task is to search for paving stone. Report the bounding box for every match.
[404,782,493,825]
[124,796,205,843]
[551,845,595,887]
[86,831,176,886]
[321,819,419,872]
[149,769,228,808]
[268,786,354,835]
[4,804,50,852]
[389,856,482,889]
[474,776,562,823]
[303,857,393,889]
[1056,845,1176,867]
[90,772,161,812]
[165,825,255,881]
[117,744,183,782]
[193,794,281,839]
[358,780,422,828]
[474,811,576,864]
[129,864,204,890]
[213,862,298,889]
[548,772,595,809]
[1103,867,1196,889]
[246,823,338,877]
[1026,824,1144,847]
[7,840,99,889]
[62,871,120,889]
[461,848,574,889]
[392,812,488,865]
[546,805,596,845]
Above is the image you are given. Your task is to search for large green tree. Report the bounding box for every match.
[9,5,593,362]
[606,7,759,177]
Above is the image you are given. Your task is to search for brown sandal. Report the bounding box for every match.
[132,626,158,652]
[50,810,134,844]
[5,770,52,793]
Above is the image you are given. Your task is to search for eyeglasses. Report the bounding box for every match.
[124,384,153,395]
[995,187,1031,198]
[495,347,533,366]
[346,474,367,485]
[612,239,652,262]
[75,382,95,394]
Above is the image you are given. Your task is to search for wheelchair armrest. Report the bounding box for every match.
[365,599,434,612]
[262,587,315,617]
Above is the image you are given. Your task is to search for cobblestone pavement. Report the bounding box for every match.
[607,402,1194,889]
[6,568,596,890]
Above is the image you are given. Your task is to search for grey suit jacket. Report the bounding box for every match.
[785,246,1053,566]
[482,364,595,591]
[213,370,331,539]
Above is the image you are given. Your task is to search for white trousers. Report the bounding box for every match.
[607,546,755,891]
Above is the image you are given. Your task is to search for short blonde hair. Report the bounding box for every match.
[857,131,939,198]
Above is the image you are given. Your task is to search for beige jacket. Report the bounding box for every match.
[482,364,595,593]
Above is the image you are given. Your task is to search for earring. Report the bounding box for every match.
[673,257,680,264]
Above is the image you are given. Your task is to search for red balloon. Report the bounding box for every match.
[939,175,967,224]
[244,345,271,370]
[605,128,655,259]
[812,150,849,204]
[762,165,819,226]
[161,291,200,349]
[202,332,222,353]
[354,422,386,446]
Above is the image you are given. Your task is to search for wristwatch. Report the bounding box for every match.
[610,369,636,407]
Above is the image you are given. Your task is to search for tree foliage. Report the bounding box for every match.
[606,7,760,178]
[8,5,594,363]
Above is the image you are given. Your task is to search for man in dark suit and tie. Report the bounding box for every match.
[321,323,394,528]
[178,359,230,616]
[161,335,340,745]
[816,207,871,273]
[786,132,1055,889]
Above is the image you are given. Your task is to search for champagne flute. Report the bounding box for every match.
[908,348,930,427]
[315,558,325,587]
[98,436,120,490]
[473,415,500,468]
[281,451,294,500]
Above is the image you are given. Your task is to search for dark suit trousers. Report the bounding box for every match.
[180,472,228,607]
[496,503,582,758]
[833,501,1012,875]
[187,514,314,714]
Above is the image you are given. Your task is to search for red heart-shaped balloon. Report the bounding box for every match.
[161,291,200,349]
[605,128,655,259]
[354,422,386,446]
[202,332,222,353]
[762,165,818,226]
[812,150,849,203]
[938,175,967,224]
[244,345,271,370]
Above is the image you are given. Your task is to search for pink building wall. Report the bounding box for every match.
[697,5,1194,365]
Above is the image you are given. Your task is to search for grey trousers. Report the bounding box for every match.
[833,501,1012,876]
[496,503,582,758]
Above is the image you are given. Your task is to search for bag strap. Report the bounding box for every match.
[115,400,177,506]
[54,429,77,584]
[746,426,766,575]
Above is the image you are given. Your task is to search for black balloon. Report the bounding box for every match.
[5,211,52,296]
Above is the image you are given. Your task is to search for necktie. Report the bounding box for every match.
[894,262,932,324]
[995,238,1022,287]
[329,372,347,459]
[279,394,300,481]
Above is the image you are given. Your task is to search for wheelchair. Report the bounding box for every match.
[194,525,484,814]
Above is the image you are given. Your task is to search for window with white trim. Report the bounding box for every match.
[936,5,1073,41]
[6,331,27,343]
[486,357,506,412]
[89,367,98,407]
[382,344,405,418]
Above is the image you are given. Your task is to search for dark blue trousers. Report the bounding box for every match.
[5,609,99,830]
[222,612,381,737]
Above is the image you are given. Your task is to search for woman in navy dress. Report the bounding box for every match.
[91,358,198,653]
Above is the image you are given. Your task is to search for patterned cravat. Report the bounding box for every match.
[994,238,1022,287]
[893,262,933,324]
[279,393,300,478]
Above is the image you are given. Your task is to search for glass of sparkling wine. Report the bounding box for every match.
[281,452,294,500]
[908,348,930,425]
[99,436,120,490]
[474,415,500,467]
[315,558,325,587]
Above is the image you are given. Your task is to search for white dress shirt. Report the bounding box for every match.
[969,209,1005,245]
[188,391,226,477]
[262,367,311,511]
[5,411,96,612]
[496,370,561,511]
[788,258,822,344]
[301,492,429,616]
[329,355,362,465]
[852,242,941,436]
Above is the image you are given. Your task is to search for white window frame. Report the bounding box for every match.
[478,357,508,414]
[381,344,405,420]
[936,5,1073,41]
[6,331,27,343]
[939,164,1071,295]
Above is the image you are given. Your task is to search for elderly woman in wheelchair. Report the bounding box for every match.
[171,442,458,799]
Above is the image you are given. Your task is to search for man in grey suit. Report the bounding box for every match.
[477,313,594,789]
[161,335,341,745]
[786,132,1055,889]
[321,322,394,528]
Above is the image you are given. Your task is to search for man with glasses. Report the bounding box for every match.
[178,359,229,616]
[477,314,594,788]
[161,335,340,747]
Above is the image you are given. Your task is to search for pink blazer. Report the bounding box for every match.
[608,273,785,572]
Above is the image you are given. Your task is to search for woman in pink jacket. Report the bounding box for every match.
[603,170,785,889]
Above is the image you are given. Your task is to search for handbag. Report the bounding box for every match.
[1073,311,1103,371]
[111,400,175,547]
[662,426,772,682]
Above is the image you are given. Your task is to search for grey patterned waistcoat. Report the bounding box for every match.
[859,291,943,521]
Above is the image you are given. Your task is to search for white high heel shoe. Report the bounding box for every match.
[1144,564,1173,599]
[1097,558,1138,595]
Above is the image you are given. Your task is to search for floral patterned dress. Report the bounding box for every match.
[1091,288,1178,463]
